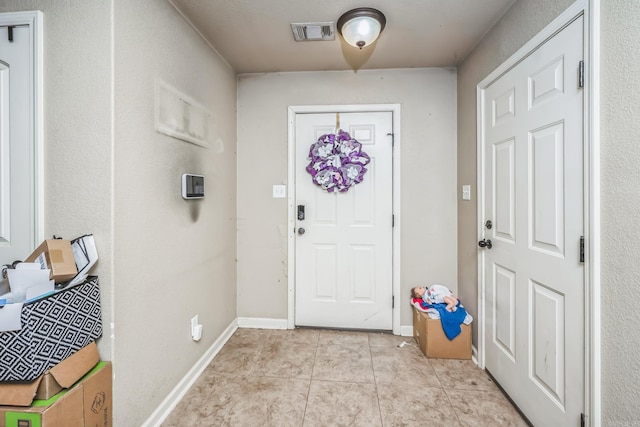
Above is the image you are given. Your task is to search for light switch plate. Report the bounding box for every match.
[462,185,471,201]
[273,185,286,198]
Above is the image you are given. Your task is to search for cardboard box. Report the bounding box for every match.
[0,362,112,427]
[0,277,102,381]
[413,307,472,359]
[0,341,100,406]
[25,240,77,283]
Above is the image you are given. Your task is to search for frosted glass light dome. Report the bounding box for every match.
[337,8,386,49]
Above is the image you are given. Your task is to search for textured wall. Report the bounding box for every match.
[0,0,114,369]
[237,68,458,328]
[1,0,238,425]
[113,0,237,425]
[600,0,640,423]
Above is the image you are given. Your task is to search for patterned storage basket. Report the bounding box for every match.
[0,276,102,381]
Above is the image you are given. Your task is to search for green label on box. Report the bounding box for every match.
[5,412,41,427]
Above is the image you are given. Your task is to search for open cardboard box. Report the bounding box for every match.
[25,239,77,283]
[0,341,100,406]
[0,361,112,427]
[413,306,472,359]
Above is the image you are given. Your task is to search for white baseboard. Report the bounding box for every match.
[141,319,238,427]
[237,317,288,330]
[399,324,414,337]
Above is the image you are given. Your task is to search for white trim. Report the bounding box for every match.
[142,319,238,427]
[237,317,288,330]
[399,324,414,337]
[586,1,601,425]
[0,11,44,248]
[476,84,486,370]
[287,104,402,334]
[476,0,599,425]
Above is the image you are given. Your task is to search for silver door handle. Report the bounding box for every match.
[297,227,305,235]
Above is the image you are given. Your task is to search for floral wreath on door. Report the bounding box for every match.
[305,129,371,193]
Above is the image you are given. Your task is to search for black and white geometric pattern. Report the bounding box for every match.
[0,276,103,382]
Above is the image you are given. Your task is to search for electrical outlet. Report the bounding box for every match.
[191,315,203,341]
[191,315,198,333]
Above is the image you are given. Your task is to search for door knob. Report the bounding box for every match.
[297,227,305,235]
[478,239,492,249]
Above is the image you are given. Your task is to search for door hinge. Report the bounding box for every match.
[387,132,394,146]
[392,295,395,308]
[580,236,585,263]
[581,412,586,427]
[579,61,584,88]
[392,214,395,227]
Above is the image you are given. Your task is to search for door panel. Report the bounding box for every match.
[0,22,38,294]
[481,16,584,426]
[295,112,393,330]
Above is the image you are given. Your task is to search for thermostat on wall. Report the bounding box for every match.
[182,174,204,199]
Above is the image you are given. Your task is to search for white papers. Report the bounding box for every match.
[6,268,54,302]
[68,235,98,287]
[0,303,24,332]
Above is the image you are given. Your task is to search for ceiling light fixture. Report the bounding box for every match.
[337,7,386,49]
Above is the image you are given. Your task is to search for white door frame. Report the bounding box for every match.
[287,104,401,334]
[476,0,600,425]
[0,11,45,249]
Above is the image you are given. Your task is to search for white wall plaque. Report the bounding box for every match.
[155,80,212,147]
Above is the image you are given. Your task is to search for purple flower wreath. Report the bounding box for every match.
[305,130,371,193]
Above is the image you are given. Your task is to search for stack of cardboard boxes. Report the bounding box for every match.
[0,239,111,427]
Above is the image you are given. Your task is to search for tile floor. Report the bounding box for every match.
[162,328,529,426]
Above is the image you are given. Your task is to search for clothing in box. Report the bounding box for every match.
[0,277,102,381]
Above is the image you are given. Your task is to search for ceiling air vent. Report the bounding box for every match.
[290,22,335,41]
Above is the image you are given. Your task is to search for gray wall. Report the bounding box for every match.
[0,1,238,425]
[237,69,458,328]
[0,0,114,374]
[600,0,640,423]
[458,0,640,424]
[113,1,237,424]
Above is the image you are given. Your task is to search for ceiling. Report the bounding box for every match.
[169,0,517,74]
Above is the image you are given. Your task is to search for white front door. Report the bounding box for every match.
[0,18,41,284]
[480,16,584,426]
[294,111,393,330]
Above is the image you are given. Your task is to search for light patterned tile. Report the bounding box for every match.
[377,382,462,427]
[270,327,320,345]
[367,332,409,347]
[162,328,526,427]
[312,344,374,383]
[254,339,317,379]
[164,372,310,427]
[304,381,381,427]
[430,358,496,391]
[208,335,264,375]
[318,329,370,346]
[446,389,529,427]
[370,346,441,387]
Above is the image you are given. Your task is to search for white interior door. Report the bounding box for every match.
[480,16,585,426]
[0,19,40,293]
[295,111,393,330]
